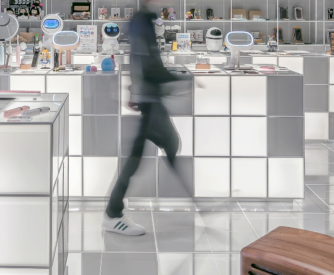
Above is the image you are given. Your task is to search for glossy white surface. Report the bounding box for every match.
[329,85,334,112]
[194,158,230,197]
[330,57,334,84]
[10,75,46,93]
[0,270,48,275]
[305,112,329,140]
[172,117,193,156]
[0,125,50,194]
[47,75,82,114]
[252,57,278,65]
[69,157,82,196]
[53,115,59,186]
[0,197,49,265]
[195,117,230,156]
[69,116,82,155]
[194,76,230,115]
[121,75,140,116]
[231,117,267,156]
[52,180,58,256]
[231,76,267,115]
[278,56,303,74]
[83,157,118,196]
[305,149,328,176]
[72,55,95,64]
[52,244,58,275]
[83,212,104,251]
[232,158,267,197]
[268,158,304,198]
[69,212,82,251]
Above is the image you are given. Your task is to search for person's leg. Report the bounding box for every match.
[106,103,151,218]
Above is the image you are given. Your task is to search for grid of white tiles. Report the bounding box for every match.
[8,68,304,199]
[0,94,69,275]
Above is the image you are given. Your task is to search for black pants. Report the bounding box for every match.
[106,102,179,218]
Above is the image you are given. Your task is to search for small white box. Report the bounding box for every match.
[111,8,120,19]
[124,8,134,19]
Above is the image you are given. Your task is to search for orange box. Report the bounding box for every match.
[196,64,211,69]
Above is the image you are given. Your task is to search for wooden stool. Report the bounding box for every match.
[241,226,334,275]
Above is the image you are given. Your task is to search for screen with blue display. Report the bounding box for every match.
[44,19,60,29]
[104,24,119,37]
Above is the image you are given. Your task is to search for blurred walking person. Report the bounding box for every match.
[102,0,184,236]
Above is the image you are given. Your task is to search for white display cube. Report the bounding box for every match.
[0,94,69,274]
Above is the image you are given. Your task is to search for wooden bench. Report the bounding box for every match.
[241,226,334,275]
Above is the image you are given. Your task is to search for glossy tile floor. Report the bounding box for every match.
[67,142,334,275]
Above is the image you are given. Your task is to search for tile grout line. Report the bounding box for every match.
[280,202,304,229]
[194,203,222,275]
[306,185,333,213]
[150,201,162,275]
[99,228,105,275]
[237,201,260,239]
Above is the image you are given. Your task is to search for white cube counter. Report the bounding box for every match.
[0,93,69,275]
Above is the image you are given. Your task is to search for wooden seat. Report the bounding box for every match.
[241,226,334,275]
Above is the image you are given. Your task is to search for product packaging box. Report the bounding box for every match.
[230,9,247,19]
[249,10,263,20]
[111,8,120,19]
[124,8,134,19]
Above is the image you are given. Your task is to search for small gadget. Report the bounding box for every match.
[22,107,50,117]
[329,8,334,20]
[224,31,254,69]
[102,23,120,55]
[206,9,214,20]
[267,36,277,52]
[278,7,289,20]
[206,27,223,51]
[294,7,305,20]
[41,14,63,66]
[53,31,80,66]
[293,27,303,44]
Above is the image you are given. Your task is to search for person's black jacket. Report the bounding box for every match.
[128,6,178,103]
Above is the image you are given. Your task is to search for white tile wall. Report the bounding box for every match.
[268,158,304,198]
[10,75,46,93]
[47,75,82,114]
[279,57,304,74]
[0,125,50,194]
[195,117,230,156]
[232,117,267,156]
[231,76,267,115]
[305,113,329,140]
[69,157,82,196]
[194,158,230,197]
[329,85,334,112]
[231,158,267,197]
[69,116,82,155]
[0,197,49,266]
[83,157,118,197]
[194,76,230,115]
[330,57,334,84]
[121,75,140,116]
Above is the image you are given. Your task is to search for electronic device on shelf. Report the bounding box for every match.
[206,9,214,20]
[225,31,254,70]
[31,47,40,68]
[53,31,80,66]
[293,27,303,44]
[277,7,289,20]
[102,23,120,55]
[294,7,305,20]
[41,14,63,68]
[206,27,223,52]
[329,8,334,20]
[274,27,284,43]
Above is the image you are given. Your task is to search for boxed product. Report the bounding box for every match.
[124,8,134,19]
[251,31,263,43]
[230,9,247,19]
[111,8,120,19]
[249,10,263,20]
[187,30,196,41]
[187,30,203,42]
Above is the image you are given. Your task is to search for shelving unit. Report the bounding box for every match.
[3,0,334,49]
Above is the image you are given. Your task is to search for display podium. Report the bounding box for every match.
[0,94,69,275]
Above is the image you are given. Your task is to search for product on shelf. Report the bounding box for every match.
[267,35,277,52]
[71,1,91,20]
[274,27,284,43]
[155,18,166,52]
[110,8,120,19]
[206,9,214,20]
[164,25,181,44]
[249,10,263,20]
[294,7,305,20]
[98,7,107,20]
[8,0,31,18]
[251,31,263,43]
[293,27,303,44]
[230,9,247,20]
[185,11,192,20]
[329,8,334,20]
[277,6,289,20]
[327,32,334,55]
[124,8,133,19]
[168,7,176,20]
[206,27,223,51]
[161,7,168,20]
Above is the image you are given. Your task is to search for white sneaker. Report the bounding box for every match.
[102,214,146,236]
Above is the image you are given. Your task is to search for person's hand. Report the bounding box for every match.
[128,102,140,112]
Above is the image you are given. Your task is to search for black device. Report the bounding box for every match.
[329,8,334,20]
[190,9,195,19]
[278,7,288,19]
[206,9,214,20]
[54,52,59,69]
[31,47,40,68]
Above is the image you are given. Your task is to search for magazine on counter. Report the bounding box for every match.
[176,33,191,52]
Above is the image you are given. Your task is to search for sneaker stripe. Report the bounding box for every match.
[122,226,128,231]
[114,221,122,229]
[118,223,125,230]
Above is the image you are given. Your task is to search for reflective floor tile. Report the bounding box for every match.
[159,253,220,275]
[290,213,334,237]
[238,202,288,212]
[150,199,197,212]
[305,176,331,185]
[103,213,155,252]
[83,212,104,251]
[293,197,330,213]
[81,253,102,275]
[194,201,242,212]
[280,201,303,212]
[154,212,211,252]
[245,213,301,237]
[67,253,83,275]
[69,212,82,251]
[215,254,240,275]
[69,201,107,212]
[101,253,158,275]
[124,199,153,212]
